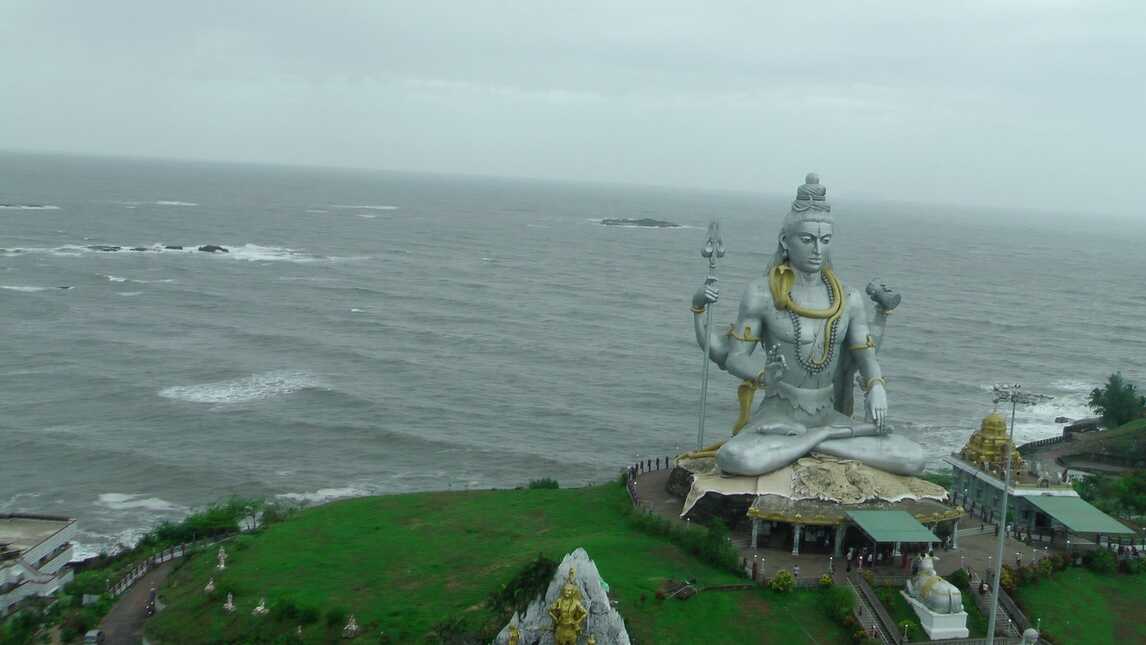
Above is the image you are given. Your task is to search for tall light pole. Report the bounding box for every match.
[985,383,1052,644]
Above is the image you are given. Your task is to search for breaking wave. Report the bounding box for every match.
[0,203,61,210]
[1,285,49,292]
[276,486,371,504]
[154,200,198,206]
[96,493,184,513]
[330,204,398,210]
[158,370,323,404]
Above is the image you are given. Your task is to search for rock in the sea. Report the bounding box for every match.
[492,548,630,645]
[130,246,148,252]
[164,245,184,250]
[599,218,681,228]
[198,244,229,253]
[88,245,122,252]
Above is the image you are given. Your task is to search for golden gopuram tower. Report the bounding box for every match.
[960,411,1023,474]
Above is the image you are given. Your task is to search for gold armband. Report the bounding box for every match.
[848,335,876,351]
[863,377,887,393]
[728,325,760,343]
[690,305,706,314]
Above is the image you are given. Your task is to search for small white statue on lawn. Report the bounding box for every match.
[204,577,215,594]
[223,593,235,613]
[343,614,360,638]
[216,546,228,570]
[906,553,962,614]
[252,597,269,616]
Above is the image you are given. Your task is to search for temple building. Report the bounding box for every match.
[0,514,77,615]
[945,412,1134,547]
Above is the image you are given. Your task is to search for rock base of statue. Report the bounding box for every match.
[901,591,969,640]
[668,453,959,527]
[491,548,631,645]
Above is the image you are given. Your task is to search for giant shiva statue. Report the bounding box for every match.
[690,173,925,477]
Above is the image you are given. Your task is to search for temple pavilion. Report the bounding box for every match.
[944,411,1135,548]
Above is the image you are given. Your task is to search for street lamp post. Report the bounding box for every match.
[985,383,1052,645]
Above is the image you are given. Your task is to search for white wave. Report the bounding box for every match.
[305,209,329,214]
[154,200,198,206]
[158,370,322,404]
[96,493,184,513]
[104,275,129,283]
[0,204,61,210]
[116,291,143,297]
[72,526,153,559]
[226,244,324,263]
[1050,379,1097,393]
[330,204,398,210]
[355,213,377,219]
[1,285,48,292]
[350,308,365,313]
[276,486,370,504]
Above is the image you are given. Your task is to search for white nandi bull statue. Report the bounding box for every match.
[906,553,963,614]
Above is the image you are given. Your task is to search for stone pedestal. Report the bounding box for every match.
[901,592,969,640]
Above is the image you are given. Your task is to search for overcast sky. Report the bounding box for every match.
[3,1,1143,213]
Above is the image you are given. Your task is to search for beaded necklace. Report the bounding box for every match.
[788,271,839,373]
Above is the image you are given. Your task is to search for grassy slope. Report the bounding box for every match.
[1014,568,1146,644]
[147,484,849,644]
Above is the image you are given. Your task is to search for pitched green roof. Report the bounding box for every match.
[1025,495,1135,534]
[846,511,939,543]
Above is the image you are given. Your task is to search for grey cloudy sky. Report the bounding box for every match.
[3,1,1144,213]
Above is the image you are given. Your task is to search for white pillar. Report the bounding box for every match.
[952,519,960,549]
[893,541,902,557]
[751,518,760,550]
[792,524,803,556]
[834,524,846,558]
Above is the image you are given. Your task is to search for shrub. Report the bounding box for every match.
[946,568,970,591]
[625,509,740,574]
[325,606,348,629]
[861,568,875,586]
[818,573,834,588]
[527,478,559,489]
[1119,557,1145,575]
[999,565,1016,593]
[770,570,795,593]
[270,598,299,622]
[487,555,558,616]
[1038,557,1054,579]
[1083,548,1117,574]
[296,605,320,625]
[819,585,855,623]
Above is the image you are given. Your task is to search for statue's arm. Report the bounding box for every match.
[722,282,768,382]
[846,289,888,426]
[845,289,883,383]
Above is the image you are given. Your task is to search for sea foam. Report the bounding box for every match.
[158,370,322,404]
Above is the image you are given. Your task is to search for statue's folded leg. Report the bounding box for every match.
[813,434,926,476]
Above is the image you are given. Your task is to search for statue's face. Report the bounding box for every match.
[783,220,832,273]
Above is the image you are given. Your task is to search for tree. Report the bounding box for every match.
[1089,373,1146,429]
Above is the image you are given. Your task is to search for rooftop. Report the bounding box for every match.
[0,514,75,555]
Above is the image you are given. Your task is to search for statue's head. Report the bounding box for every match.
[772,173,834,273]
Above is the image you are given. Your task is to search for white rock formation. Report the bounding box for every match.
[491,548,630,645]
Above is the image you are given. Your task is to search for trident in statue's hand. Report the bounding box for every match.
[695,220,725,451]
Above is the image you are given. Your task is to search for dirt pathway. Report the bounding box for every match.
[98,561,176,645]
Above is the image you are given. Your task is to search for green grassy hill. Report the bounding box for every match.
[146,483,850,644]
[1014,567,1146,644]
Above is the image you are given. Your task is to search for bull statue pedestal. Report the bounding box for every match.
[901,554,969,640]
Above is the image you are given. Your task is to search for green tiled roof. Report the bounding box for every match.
[1025,495,1134,535]
[846,511,939,543]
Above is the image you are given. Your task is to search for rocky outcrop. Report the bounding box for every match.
[492,548,630,645]
[599,218,680,228]
[197,245,228,253]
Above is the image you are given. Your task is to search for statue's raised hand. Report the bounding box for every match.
[691,276,719,309]
[866,383,888,431]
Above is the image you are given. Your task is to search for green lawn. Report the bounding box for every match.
[147,484,849,644]
[1014,568,1146,644]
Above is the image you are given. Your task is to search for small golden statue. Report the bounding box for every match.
[507,624,521,645]
[548,567,588,645]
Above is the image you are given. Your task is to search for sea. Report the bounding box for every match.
[1,151,1143,558]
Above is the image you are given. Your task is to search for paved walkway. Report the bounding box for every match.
[632,467,1051,582]
[99,561,175,645]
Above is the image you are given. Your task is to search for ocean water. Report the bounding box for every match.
[1,152,1143,557]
